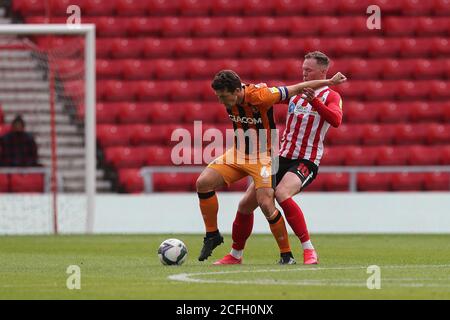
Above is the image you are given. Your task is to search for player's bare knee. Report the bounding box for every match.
[196,175,213,193]
[238,198,254,214]
[275,187,290,203]
[257,199,274,217]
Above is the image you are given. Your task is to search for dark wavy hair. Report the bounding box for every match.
[211,70,242,93]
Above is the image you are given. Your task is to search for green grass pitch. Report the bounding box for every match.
[0,234,449,299]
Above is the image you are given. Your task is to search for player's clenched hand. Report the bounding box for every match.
[303,88,316,102]
[329,72,347,85]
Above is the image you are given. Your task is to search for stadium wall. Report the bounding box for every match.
[1,193,450,234]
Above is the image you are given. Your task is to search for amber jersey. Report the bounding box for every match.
[226,84,288,159]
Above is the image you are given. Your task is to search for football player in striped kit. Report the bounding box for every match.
[215,51,345,265]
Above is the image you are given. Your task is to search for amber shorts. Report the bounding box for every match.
[207,148,275,189]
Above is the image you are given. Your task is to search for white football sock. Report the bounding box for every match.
[301,240,314,250]
[230,249,243,259]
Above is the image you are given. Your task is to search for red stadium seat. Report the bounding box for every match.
[358,173,391,192]
[250,59,285,79]
[337,81,367,100]
[271,38,306,59]
[344,146,379,166]
[335,38,369,57]
[96,59,123,79]
[111,38,144,59]
[372,0,402,14]
[351,16,383,37]
[383,17,417,36]
[376,146,409,166]
[319,17,354,37]
[257,17,290,36]
[324,173,350,191]
[347,59,383,80]
[129,124,170,145]
[145,146,173,166]
[325,124,363,145]
[0,174,9,192]
[393,124,427,145]
[175,38,209,58]
[417,17,449,36]
[413,59,445,80]
[432,38,450,57]
[104,146,146,169]
[48,0,86,16]
[96,39,114,58]
[161,17,193,37]
[430,81,450,99]
[116,0,149,16]
[136,81,171,101]
[154,59,186,80]
[96,124,131,147]
[344,102,379,123]
[391,173,424,191]
[382,59,415,79]
[211,0,244,15]
[320,146,349,166]
[337,0,372,14]
[13,0,45,15]
[408,146,442,165]
[426,124,450,145]
[243,0,275,15]
[118,169,144,193]
[94,17,128,37]
[288,18,320,37]
[192,17,226,37]
[364,81,397,101]
[223,17,257,37]
[378,102,411,123]
[239,38,272,58]
[148,0,180,15]
[397,81,431,100]
[101,81,136,101]
[185,59,220,80]
[142,38,176,58]
[410,102,444,122]
[274,0,306,15]
[128,18,162,36]
[83,0,116,15]
[304,0,338,15]
[441,146,450,165]
[433,0,450,15]
[180,0,211,16]
[121,59,155,80]
[400,38,432,58]
[169,81,202,102]
[401,0,434,15]
[361,124,395,145]
[184,103,218,123]
[10,174,44,193]
[148,103,185,124]
[96,103,120,124]
[423,172,450,191]
[368,38,401,58]
[117,103,151,124]
[153,173,198,192]
[10,173,44,193]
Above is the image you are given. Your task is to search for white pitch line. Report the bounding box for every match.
[168,264,450,288]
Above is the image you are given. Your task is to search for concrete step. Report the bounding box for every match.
[0,81,50,90]
[0,60,38,69]
[38,147,85,158]
[2,102,67,113]
[28,124,79,135]
[36,135,84,146]
[4,113,72,125]
[0,92,50,102]
[0,50,33,59]
[0,70,44,81]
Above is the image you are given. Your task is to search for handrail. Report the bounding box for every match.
[140,166,450,193]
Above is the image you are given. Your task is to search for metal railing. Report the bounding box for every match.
[140,166,450,193]
[0,167,63,193]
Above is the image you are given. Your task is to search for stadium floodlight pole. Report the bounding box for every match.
[0,24,96,234]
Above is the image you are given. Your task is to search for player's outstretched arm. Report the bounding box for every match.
[285,72,347,99]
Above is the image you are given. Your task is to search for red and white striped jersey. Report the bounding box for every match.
[279,86,343,166]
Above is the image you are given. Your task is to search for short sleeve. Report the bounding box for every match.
[249,86,289,109]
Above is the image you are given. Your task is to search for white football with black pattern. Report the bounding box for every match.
[158,239,188,266]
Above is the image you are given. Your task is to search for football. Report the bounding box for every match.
[158,238,188,265]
